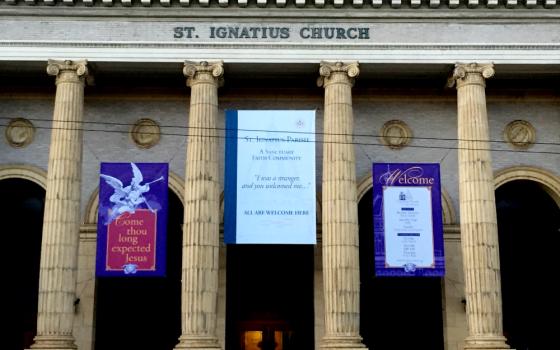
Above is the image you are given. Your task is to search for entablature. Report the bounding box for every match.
[1,0,560,64]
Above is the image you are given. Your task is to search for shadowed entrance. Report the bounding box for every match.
[358,188,444,350]
[226,244,314,350]
[496,180,559,350]
[1,178,45,349]
[94,190,183,350]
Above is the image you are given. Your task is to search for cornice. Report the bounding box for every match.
[2,41,560,64]
[0,0,559,17]
[3,41,560,50]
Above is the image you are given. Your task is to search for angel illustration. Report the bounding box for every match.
[100,163,164,224]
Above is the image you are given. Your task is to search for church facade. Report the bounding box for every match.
[1,2,559,350]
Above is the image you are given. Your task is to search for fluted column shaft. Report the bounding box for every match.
[175,61,223,350]
[452,63,509,350]
[318,61,366,350]
[30,60,88,350]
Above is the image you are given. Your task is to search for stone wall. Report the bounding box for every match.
[1,89,558,350]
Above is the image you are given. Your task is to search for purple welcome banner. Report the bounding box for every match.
[96,162,168,277]
[373,163,445,277]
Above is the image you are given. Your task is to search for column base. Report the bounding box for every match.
[27,335,77,350]
[320,335,368,349]
[464,335,511,350]
[174,335,222,350]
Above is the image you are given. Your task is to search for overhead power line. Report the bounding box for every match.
[1,116,559,147]
[1,122,559,156]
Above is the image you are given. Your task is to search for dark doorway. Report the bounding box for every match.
[496,180,559,350]
[0,178,45,349]
[226,245,314,350]
[358,189,444,350]
[94,190,183,350]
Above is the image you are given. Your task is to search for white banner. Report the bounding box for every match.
[224,110,316,244]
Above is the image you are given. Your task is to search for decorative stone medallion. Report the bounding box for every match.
[504,120,536,149]
[380,120,412,150]
[130,118,161,149]
[5,118,35,148]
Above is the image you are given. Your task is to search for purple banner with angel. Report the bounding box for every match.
[96,163,168,277]
[373,163,445,277]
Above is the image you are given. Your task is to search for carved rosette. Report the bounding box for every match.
[504,120,536,149]
[183,60,224,87]
[5,118,35,148]
[449,62,495,88]
[46,59,89,84]
[130,118,161,149]
[317,61,360,87]
[380,120,412,150]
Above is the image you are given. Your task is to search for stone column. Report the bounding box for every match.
[29,60,88,350]
[317,61,366,350]
[174,61,223,350]
[451,63,509,350]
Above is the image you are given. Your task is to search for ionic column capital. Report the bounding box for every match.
[183,60,224,87]
[450,62,495,89]
[46,59,89,84]
[317,61,359,88]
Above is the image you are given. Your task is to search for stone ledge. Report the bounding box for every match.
[0,0,558,10]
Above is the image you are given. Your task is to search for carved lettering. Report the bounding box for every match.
[174,25,371,41]
[173,26,196,39]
